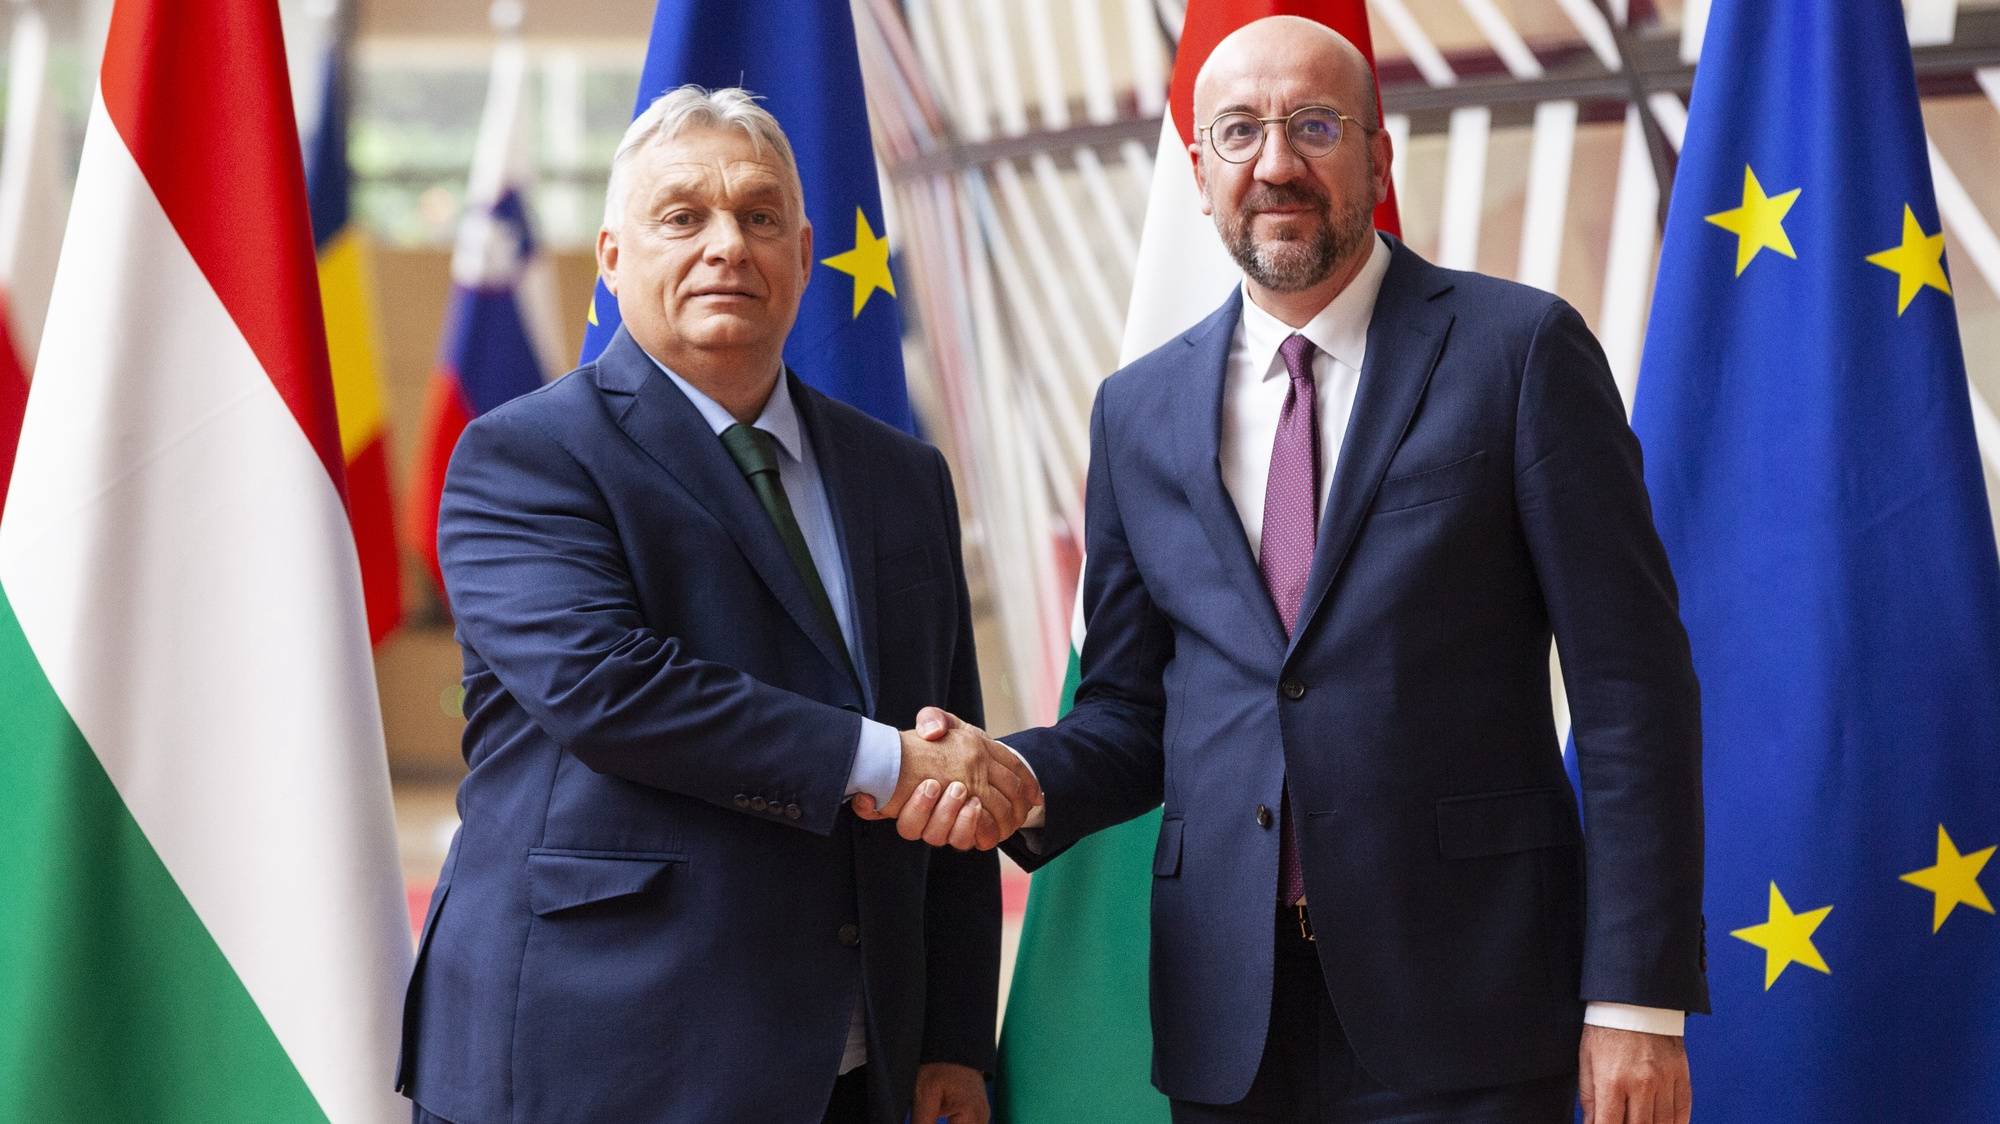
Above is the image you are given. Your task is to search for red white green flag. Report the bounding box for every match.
[0,1,411,1118]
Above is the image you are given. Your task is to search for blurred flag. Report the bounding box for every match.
[994,3,1399,1120]
[1634,0,2000,1117]
[403,34,564,598]
[0,0,411,1118]
[0,3,69,519]
[578,0,913,432]
[306,25,404,644]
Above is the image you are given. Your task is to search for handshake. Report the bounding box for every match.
[851,706,1042,851]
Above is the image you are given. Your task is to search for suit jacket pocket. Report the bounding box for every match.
[1435,787,1579,859]
[1153,815,1185,877]
[1373,449,1488,514]
[879,543,943,594]
[525,848,687,916]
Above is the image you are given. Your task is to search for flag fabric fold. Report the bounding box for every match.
[307,31,404,645]
[0,0,412,1119]
[0,4,69,519]
[403,35,565,598]
[1634,0,2000,1117]
[994,4,1397,1119]
[577,0,914,433]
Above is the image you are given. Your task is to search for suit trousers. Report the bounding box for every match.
[1168,911,1576,1124]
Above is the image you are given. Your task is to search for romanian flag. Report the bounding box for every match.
[1636,0,2000,1116]
[306,31,403,645]
[404,35,563,599]
[994,3,1398,1120]
[0,0,411,1116]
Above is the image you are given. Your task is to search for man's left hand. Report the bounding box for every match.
[912,1062,989,1124]
[1578,1024,1690,1124]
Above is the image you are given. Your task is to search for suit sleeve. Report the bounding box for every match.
[1514,300,1709,1014]
[1001,382,1173,871]
[919,447,1002,1071]
[438,405,863,836]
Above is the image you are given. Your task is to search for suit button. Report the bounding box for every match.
[1280,678,1305,700]
[784,803,802,820]
[837,923,861,947]
[1256,804,1274,829]
[750,796,769,813]
[733,794,750,809]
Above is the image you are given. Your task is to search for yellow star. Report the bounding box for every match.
[1899,824,1995,933]
[1730,882,1832,990]
[1705,165,1802,276]
[1865,205,1953,315]
[820,208,896,318]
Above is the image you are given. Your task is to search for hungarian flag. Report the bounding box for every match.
[0,4,68,520]
[994,3,1399,1119]
[403,35,564,598]
[307,29,404,645]
[0,1,412,1119]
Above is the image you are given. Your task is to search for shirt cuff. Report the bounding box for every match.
[1583,1002,1685,1036]
[998,741,1047,830]
[846,718,902,804]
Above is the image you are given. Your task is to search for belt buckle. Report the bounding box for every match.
[1294,902,1315,942]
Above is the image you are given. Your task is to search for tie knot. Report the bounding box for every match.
[720,423,780,479]
[1278,333,1317,384]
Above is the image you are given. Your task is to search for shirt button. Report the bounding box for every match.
[784,803,802,820]
[1256,804,1274,829]
[750,796,769,813]
[1280,678,1306,700]
[837,923,861,947]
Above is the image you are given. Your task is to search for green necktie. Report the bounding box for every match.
[720,423,850,671]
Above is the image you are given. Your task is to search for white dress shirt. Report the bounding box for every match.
[653,359,885,1072]
[1216,234,1681,1038]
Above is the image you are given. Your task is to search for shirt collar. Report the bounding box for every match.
[649,354,805,464]
[1238,231,1392,380]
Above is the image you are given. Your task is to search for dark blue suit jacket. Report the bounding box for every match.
[1005,238,1707,1104]
[397,328,997,1124]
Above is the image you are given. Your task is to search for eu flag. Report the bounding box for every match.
[1634,0,2000,1117]
[580,0,913,432]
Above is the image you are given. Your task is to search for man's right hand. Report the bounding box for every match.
[852,708,1040,850]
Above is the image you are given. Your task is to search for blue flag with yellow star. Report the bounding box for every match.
[578,0,912,432]
[1633,0,2000,1117]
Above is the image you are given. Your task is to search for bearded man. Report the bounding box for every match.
[876,15,1707,1123]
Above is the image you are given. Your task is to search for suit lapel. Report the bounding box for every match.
[597,330,858,686]
[793,376,881,712]
[1175,289,1289,655]
[1287,243,1456,661]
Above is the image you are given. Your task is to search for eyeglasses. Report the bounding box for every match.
[1198,105,1371,164]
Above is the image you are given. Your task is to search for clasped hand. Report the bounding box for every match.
[850,707,1040,850]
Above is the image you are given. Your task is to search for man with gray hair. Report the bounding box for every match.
[396,85,1034,1124]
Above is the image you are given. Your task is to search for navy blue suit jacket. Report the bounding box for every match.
[1005,238,1706,1103]
[397,328,997,1124]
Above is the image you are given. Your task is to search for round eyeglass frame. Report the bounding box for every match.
[1198,105,1372,164]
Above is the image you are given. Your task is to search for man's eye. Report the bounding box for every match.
[663,211,698,227]
[747,211,778,226]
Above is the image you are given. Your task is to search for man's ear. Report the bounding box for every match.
[1370,127,1394,207]
[797,218,813,286]
[1191,144,1214,217]
[595,227,620,295]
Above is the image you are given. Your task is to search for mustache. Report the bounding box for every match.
[1243,183,1329,212]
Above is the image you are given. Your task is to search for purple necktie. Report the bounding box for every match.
[1260,332,1317,906]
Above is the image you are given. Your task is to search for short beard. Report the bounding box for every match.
[1215,167,1377,293]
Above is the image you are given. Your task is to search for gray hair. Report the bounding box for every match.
[600,85,804,233]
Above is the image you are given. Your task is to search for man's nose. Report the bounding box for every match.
[703,212,750,262]
[1252,122,1306,183]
